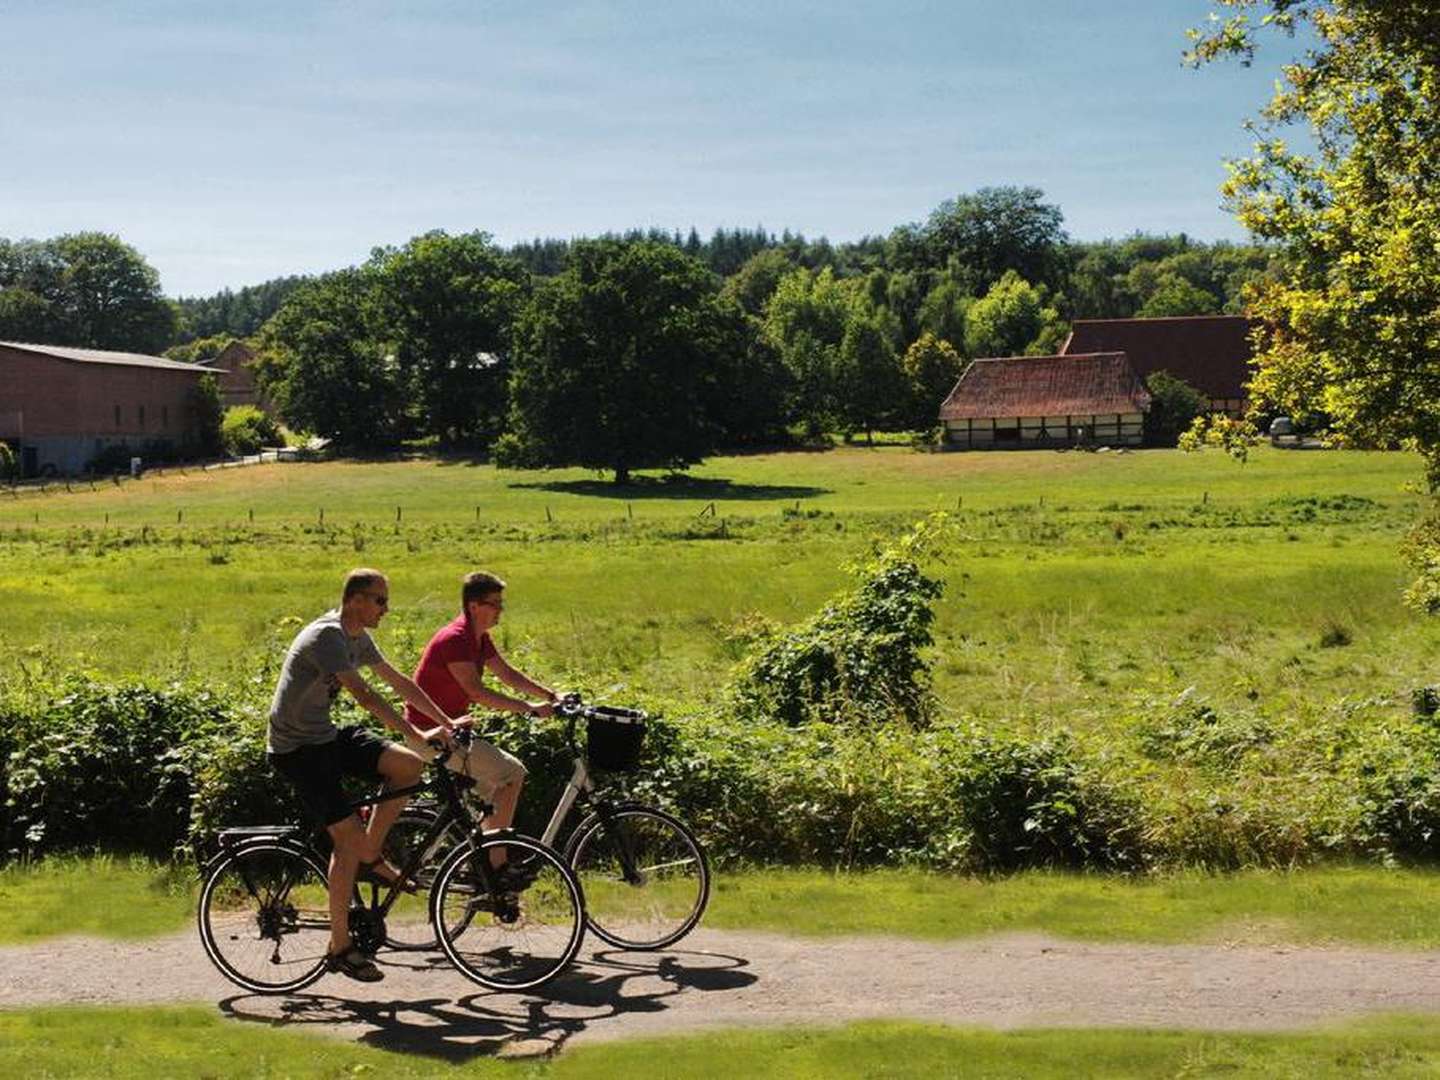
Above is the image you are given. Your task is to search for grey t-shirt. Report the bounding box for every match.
[267,610,384,754]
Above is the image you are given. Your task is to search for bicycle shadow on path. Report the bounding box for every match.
[218,948,755,1062]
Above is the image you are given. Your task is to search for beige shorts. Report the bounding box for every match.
[403,731,526,801]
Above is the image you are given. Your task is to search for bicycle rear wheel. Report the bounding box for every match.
[565,804,710,950]
[198,841,330,994]
[381,806,462,950]
[431,833,585,991]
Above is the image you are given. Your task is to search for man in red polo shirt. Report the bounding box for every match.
[405,571,557,861]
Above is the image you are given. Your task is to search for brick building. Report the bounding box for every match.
[202,340,272,413]
[0,341,221,476]
[1060,315,1254,415]
[939,352,1151,449]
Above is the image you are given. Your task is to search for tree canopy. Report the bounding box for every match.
[0,232,177,353]
[1190,0,1440,603]
[498,240,738,483]
[1190,1,1440,474]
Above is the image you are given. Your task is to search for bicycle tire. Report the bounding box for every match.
[564,804,710,950]
[198,840,330,994]
[430,832,585,991]
[381,806,464,950]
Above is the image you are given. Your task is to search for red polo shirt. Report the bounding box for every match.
[406,613,497,726]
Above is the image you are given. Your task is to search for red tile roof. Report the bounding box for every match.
[938,352,1151,420]
[1060,316,1253,399]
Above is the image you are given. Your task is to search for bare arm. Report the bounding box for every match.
[334,668,434,741]
[448,658,554,717]
[484,649,556,704]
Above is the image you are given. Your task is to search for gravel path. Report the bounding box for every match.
[4,929,1440,1061]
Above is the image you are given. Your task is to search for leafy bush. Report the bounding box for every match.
[729,515,949,726]
[2,682,232,859]
[221,406,281,456]
[943,726,1142,871]
[1134,693,1276,770]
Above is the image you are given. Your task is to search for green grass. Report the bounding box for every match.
[10,860,1440,949]
[706,866,1440,946]
[0,855,194,943]
[3,445,1438,730]
[5,1009,1440,1077]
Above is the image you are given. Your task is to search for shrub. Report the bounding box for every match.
[2,682,232,859]
[221,406,281,457]
[728,515,950,726]
[942,726,1142,871]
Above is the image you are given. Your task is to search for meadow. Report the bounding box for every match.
[2,443,1435,731]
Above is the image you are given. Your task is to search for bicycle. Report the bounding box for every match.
[196,739,585,995]
[387,694,710,952]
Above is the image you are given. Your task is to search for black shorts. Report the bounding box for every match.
[268,726,391,827]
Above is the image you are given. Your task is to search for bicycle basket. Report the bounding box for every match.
[585,706,646,772]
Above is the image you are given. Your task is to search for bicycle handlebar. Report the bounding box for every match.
[552,693,646,754]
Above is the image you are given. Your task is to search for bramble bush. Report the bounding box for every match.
[728,514,950,726]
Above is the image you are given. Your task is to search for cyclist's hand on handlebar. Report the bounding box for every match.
[527,701,555,719]
[417,725,456,751]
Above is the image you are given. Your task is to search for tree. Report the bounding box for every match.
[189,374,224,457]
[897,186,1068,290]
[762,267,852,436]
[915,271,973,353]
[0,440,16,483]
[1189,1,1440,602]
[0,232,177,352]
[1136,272,1221,317]
[963,271,1067,358]
[371,231,529,445]
[258,269,405,448]
[901,332,965,431]
[1143,371,1210,446]
[498,240,733,483]
[719,247,794,318]
[834,307,906,442]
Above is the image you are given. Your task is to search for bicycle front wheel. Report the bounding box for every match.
[198,841,330,994]
[565,805,710,950]
[431,833,585,991]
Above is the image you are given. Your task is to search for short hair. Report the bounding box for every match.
[343,568,388,603]
[462,570,506,609]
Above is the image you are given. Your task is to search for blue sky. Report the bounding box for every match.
[0,1,1301,297]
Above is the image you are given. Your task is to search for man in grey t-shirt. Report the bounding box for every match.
[268,567,458,983]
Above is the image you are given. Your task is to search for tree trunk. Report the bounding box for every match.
[614,465,631,485]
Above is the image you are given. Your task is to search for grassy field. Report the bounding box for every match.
[4,1008,1440,1078]
[11,858,1440,948]
[2,445,1437,730]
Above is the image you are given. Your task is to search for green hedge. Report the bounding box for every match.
[6,676,1440,872]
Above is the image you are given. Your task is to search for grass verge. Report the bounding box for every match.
[2,1009,1440,1078]
[7,860,1440,948]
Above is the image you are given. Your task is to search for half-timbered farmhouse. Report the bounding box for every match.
[938,352,1151,449]
[0,340,220,476]
[1061,315,1253,415]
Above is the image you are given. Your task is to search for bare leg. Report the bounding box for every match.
[362,744,425,868]
[486,777,523,868]
[326,816,367,955]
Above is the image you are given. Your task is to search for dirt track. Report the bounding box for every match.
[3,929,1440,1060]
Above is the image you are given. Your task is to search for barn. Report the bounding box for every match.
[201,340,272,413]
[0,340,221,477]
[938,352,1151,449]
[1061,315,1253,415]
